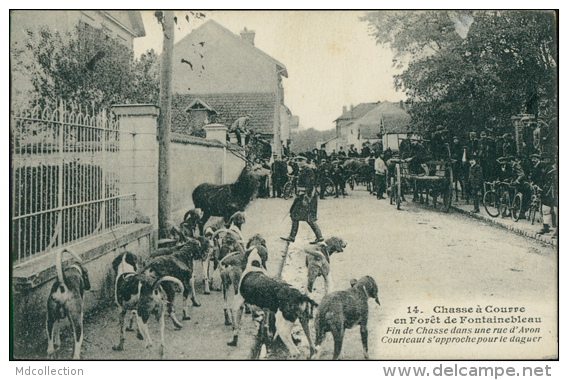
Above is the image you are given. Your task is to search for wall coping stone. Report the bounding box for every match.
[171,132,244,151]
[112,104,160,117]
[12,223,153,292]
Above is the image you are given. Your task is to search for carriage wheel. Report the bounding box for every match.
[390,177,395,206]
[511,193,523,222]
[483,191,500,217]
[347,175,355,190]
[396,163,402,210]
[324,178,336,197]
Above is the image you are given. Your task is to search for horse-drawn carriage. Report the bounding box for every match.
[387,143,454,212]
[343,158,374,191]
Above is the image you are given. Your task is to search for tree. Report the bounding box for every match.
[289,128,335,154]
[12,25,160,110]
[362,10,557,138]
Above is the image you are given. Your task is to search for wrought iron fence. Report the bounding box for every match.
[11,100,136,266]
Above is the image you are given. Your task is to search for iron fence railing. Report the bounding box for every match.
[11,100,136,266]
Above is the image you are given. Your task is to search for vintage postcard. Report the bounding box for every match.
[10,10,558,365]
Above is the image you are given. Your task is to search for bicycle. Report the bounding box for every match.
[527,182,544,226]
[483,180,501,217]
[499,181,523,222]
[282,175,298,200]
[321,176,336,197]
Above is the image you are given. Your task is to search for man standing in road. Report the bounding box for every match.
[374,152,387,199]
[281,161,324,244]
[318,158,332,200]
[468,153,483,213]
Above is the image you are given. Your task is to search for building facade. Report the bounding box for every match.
[170,20,297,158]
[327,101,413,154]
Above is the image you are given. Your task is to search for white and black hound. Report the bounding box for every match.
[227,247,317,359]
[112,251,184,358]
[46,248,90,359]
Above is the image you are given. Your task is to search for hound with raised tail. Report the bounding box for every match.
[111,252,143,351]
[304,237,347,296]
[111,251,185,358]
[313,276,380,360]
[46,248,91,359]
[133,274,184,359]
[145,238,204,328]
[227,247,317,359]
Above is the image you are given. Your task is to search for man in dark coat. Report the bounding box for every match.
[281,163,324,244]
[468,153,483,213]
[271,158,289,198]
[331,160,346,198]
[317,158,332,200]
[530,154,556,234]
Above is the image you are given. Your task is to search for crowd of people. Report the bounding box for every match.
[263,120,557,237]
[396,122,557,236]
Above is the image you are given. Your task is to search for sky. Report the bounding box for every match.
[133,10,406,132]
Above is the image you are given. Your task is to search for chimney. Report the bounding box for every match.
[240,27,255,46]
[342,106,347,114]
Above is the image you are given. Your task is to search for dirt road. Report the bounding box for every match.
[35,187,557,360]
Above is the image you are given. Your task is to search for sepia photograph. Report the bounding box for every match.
[9,9,558,365]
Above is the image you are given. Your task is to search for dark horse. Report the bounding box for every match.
[192,164,267,235]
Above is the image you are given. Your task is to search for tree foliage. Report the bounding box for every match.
[361,10,557,138]
[12,25,160,110]
[289,128,335,154]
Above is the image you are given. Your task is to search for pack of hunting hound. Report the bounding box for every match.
[46,163,381,360]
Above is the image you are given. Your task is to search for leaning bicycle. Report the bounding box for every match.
[527,182,544,226]
[499,181,523,222]
[282,175,298,200]
[483,180,501,217]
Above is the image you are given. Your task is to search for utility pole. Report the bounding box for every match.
[158,11,174,239]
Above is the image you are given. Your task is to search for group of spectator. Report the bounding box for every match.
[259,116,556,237]
[422,122,557,236]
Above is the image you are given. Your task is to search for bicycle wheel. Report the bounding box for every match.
[529,205,536,225]
[532,199,543,226]
[511,193,523,222]
[282,181,293,200]
[483,191,500,217]
[500,192,510,218]
[324,178,336,197]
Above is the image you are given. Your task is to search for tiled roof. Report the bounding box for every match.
[173,93,277,135]
[334,103,379,122]
[357,102,412,139]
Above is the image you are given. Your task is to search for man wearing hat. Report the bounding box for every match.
[317,158,332,200]
[281,160,324,244]
[468,152,483,213]
[530,154,556,234]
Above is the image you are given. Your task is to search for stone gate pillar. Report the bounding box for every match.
[112,104,160,228]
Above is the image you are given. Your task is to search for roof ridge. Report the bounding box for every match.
[179,19,287,77]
